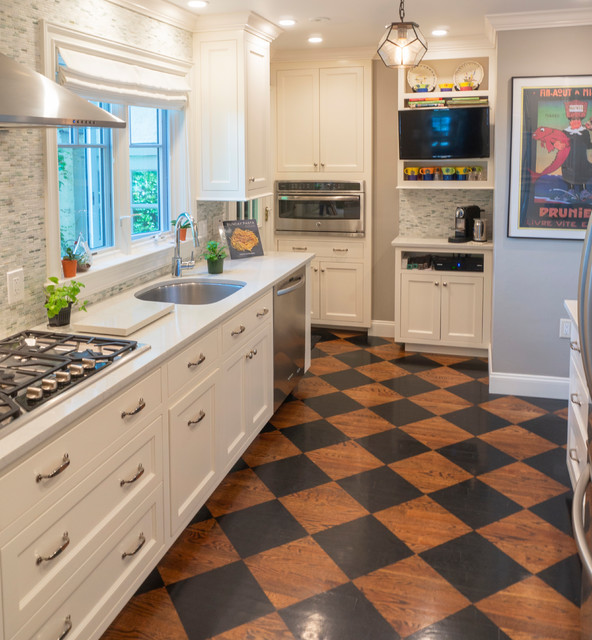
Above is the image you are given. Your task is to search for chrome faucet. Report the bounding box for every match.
[172,212,199,277]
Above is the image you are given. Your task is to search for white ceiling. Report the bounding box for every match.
[164,0,592,50]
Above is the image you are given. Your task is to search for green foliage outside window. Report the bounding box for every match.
[131,170,159,234]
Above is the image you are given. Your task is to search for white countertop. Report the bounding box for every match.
[0,252,313,470]
[391,235,494,251]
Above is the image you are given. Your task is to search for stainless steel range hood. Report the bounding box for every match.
[0,52,126,128]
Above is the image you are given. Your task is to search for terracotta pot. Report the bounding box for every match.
[207,258,224,274]
[179,227,188,241]
[61,259,78,278]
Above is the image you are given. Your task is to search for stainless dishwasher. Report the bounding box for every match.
[273,267,306,412]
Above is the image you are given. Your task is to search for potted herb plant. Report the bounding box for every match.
[61,247,78,278]
[44,277,88,326]
[171,217,192,242]
[201,240,227,274]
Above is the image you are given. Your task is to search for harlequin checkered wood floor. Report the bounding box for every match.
[101,330,580,640]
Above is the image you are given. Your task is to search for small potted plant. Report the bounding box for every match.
[201,240,227,274]
[61,247,78,278]
[44,277,88,326]
[76,253,91,272]
[171,217,192,242]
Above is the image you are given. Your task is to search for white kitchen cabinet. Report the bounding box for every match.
[274,63,368,175]
[195,15,280,200]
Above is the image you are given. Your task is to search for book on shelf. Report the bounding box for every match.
[407,97,446,108]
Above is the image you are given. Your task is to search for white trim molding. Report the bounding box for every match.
[489,370,569,400]
[487,8,592,32]
[369,320,395,339]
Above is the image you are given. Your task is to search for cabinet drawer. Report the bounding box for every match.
[222,290,272,354]
[166,327,219,396]
[277,238,364,259]
[12,488,163,640]
[0,369,162,531]
[567,406,587,490]
[1,417,162,638]
[570,364,590,440]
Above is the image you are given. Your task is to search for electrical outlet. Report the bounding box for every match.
[7,268,24,304]
[560,318,571,339]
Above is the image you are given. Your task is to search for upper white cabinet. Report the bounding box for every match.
[274,61,371,176]
[195,14,281,200]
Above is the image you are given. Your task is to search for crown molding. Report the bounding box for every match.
[193,12,282,42]
[104,0,197,31]
[487,8,592,32]
[272,46,376,63]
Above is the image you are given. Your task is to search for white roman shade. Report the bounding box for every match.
[57,47,191,109]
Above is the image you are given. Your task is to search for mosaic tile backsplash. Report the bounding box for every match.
[398,189,494,239]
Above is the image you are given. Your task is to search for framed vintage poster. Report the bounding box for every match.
[223,219,264,259]
[508,75,592,239]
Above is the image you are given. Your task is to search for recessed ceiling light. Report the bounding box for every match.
[308,35,323,44]
[432,29,448,36]
[187,0,208,7]
[279,18,296,27]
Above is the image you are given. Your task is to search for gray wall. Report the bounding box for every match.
[492,26,592,379]
[372,60,398,322]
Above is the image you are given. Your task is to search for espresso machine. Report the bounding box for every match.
[448,205,482,243]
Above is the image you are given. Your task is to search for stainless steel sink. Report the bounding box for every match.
[135,278,246,305]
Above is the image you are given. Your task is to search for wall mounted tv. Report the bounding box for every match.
[398,106,490,160]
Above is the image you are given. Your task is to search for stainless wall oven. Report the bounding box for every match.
[275,181,365,236]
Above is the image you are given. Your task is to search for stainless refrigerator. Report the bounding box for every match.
[573,222,592,637]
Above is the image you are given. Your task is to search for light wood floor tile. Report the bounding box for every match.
[292,376,339,399]
[356,360,409,381]
[206,469,276,517]
[416,366,474,389]
[409,388,472,415]
[375,495,471,554]
[479,462,568,508]
[476,576,580,640]
[327,408,396,438]
[280,481,369,534]
[245,537,348,609]
[367,342,407,360]
[242,431,302,467]
[389,451,473,493]
[315,340,360,356]
[307,356,351,376]
[400,416,473,449]
[422,354,472,366]
[270,400,323,428]
[478,510,577,574]
[210,613,295,640]
[343,382,402,407]
[305,440,383,480]
[354,555,470,638]
[480,396,547,423]
[480,425,556,460]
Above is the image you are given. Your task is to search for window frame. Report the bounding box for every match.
[42,21,192,297]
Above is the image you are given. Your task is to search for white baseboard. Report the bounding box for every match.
[489,371,569,400]
[369,320,395,338]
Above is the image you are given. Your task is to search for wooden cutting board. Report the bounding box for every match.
[71,298,174,336]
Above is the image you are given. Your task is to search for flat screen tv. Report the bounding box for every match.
[398,106,490,160]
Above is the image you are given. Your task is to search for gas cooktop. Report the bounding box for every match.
[0,330,149,429]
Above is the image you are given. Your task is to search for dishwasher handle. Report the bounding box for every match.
[276,276,305,297]
[573,464,592,581]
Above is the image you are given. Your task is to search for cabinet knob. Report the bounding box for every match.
[571,341,580,352]
[571,393,582,406]
[321,268,326,273]
[313,267,318,272]
[443,281,448,287]
[434,281,439,286]
[320,162,325,168]
[313,162,318,168]
[570,448,580,463]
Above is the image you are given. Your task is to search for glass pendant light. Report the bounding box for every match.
[377,0,428,69]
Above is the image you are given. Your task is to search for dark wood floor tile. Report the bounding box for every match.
[158,519,240,585]
[480,396,547,423]
[307,355,351,376]
[354,555,470,638]
[374,495,471,554]
[206,468,276,517]
[479,425,557,460]
[478,510,577,574]
[269,400,323,428]
[356,360,409,381]
[327,408,395,438]
[479,461,568,508]
[416,366,474,389]
[245,536,348,609]
[409,388,472,415]
[101,588,188,640]
[210,612,295,639]
[306,440,383,480]
[242,431,302,467]
[280,481,369,534]
[343,382,403,407]
[389,450,472,493]
[292,376,339,399]
[400,416,473,449]
[476,576,580,640]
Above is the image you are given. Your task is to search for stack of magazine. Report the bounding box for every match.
[407,97,446,108]
[445,95,489,107]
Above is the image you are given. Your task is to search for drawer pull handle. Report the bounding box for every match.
[256,307,269,318]
[188,353,206,368]
[292,246,308,251]
[36,532,69,565]
[570,448,580,463]
[120,464,145,487]
[188,410,206,426]
[571,341,581,352]
[571,393,582,407]
[231,325,246,336]
[246,348,258,359]
[332,248,349,252]
[36,453,70,483]
[57,615,72,640]
[122,532,146,559]
[121,398,146,419]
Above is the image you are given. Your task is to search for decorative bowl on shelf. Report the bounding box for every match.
[414,84,430,92]
[438,83,453,92]
[459,81,478,91]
